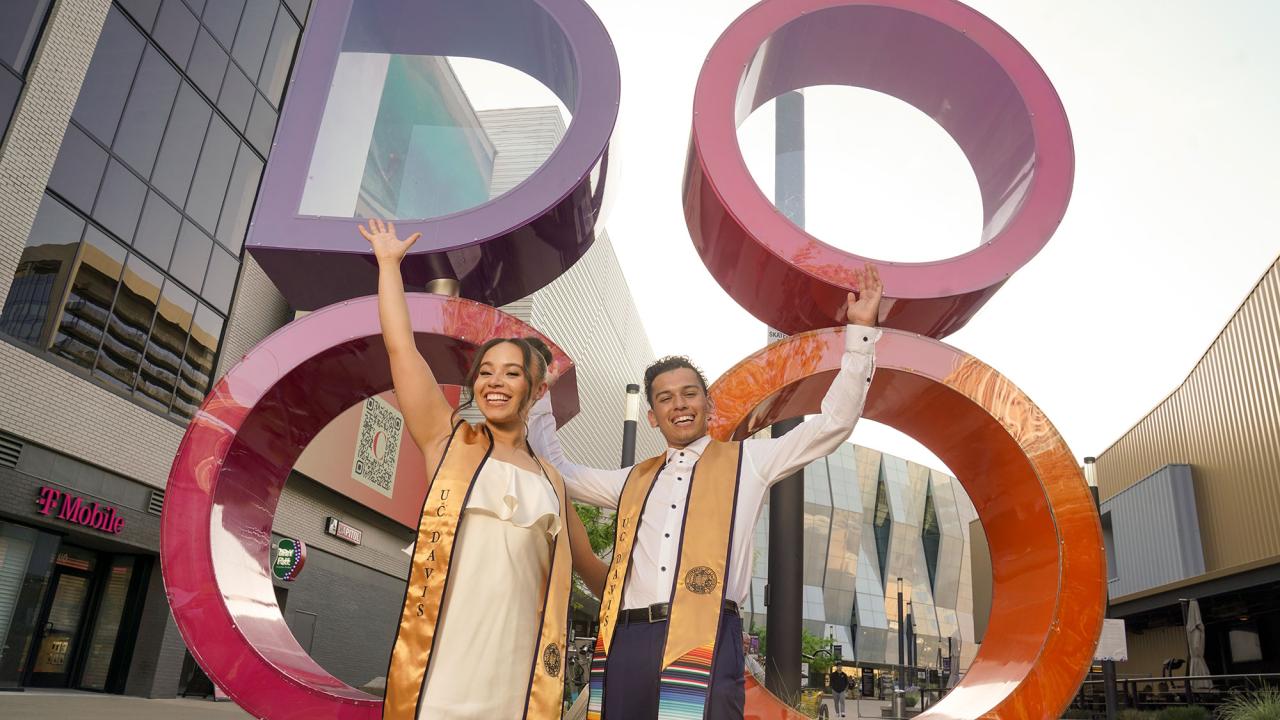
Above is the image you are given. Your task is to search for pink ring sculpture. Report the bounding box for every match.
[709,327,1105,720]
[684,0,1074,338]
[159,295,579,719]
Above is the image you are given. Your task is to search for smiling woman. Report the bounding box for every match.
[359,218,607,720]
[453,337,549,430]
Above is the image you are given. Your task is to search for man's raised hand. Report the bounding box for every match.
[845,264,883,327]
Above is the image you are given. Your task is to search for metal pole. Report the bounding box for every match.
[1085,457,1119,720]
[1179,598,1192,705]
[764,416,803,698]
[909,605,917,670]
[424,278,460,296]
[621,384,640,467]
[765,89,806,701]
[897,578,904,689]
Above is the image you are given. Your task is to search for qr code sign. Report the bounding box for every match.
[352,395,404,497]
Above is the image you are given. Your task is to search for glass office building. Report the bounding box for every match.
[744,443,982,677]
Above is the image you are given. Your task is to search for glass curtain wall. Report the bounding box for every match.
[0,0,310,421]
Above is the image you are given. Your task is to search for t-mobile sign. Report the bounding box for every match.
[35,486,126,534]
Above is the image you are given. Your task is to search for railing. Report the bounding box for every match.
[1067,673,1280,717]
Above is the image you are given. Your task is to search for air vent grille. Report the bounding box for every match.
[148,488,166,515]
[0,433,22,469]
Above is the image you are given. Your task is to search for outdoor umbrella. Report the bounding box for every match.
[1185,599,1213,691]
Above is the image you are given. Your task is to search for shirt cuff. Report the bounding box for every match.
[530,392,554,417]
[845,325,882,354]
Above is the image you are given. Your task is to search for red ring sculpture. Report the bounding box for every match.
[709,328,1105,719]
[684,0,1074,338]
[159,295,579,719]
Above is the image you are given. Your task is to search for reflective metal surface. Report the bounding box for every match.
[248,0,620,310]
[160,295,579,719]
[744,673,808,719]
[713,328,1105,720]
[685,0,1074,337]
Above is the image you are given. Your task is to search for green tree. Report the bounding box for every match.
[575,503,617,555]
[802,628,835,676]
[747,627,835,675]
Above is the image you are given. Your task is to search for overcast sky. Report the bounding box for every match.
[455,0,1280,473]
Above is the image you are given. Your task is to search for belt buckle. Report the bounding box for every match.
[647,604,659,623]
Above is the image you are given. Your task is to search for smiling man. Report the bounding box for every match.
[530,265,883,720]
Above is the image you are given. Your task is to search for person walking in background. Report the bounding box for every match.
[829,665,850,718]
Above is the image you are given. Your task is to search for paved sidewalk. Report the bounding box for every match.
[0,689,254,719]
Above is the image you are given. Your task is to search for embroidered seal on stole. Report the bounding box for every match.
[542,643,562,677]
[684,565,718,595]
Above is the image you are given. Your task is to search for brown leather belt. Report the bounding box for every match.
[618,600,740,625]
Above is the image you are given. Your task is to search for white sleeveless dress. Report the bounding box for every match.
[417,458,562,719]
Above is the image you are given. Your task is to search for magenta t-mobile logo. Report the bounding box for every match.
[35,486,126,534]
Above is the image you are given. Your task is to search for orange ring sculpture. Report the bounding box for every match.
[710,327,1105,719]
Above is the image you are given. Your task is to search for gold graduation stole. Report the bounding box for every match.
[587,440,744,720]
[384,422,572,720]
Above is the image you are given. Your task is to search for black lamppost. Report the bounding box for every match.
[1085,457,1118,720]
[906,600,915,670]
[620,384,640,467]
[764,90,806,700]
[896,578,905,688]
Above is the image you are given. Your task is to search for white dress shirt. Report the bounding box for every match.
[529,325,881,610]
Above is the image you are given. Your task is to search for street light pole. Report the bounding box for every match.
[897,578,905,689]
[620,383,640,467]
[907,601,918,673]
[764,89,806,701]
[1084,457,1118,720]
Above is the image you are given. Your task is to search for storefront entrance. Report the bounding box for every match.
[25,557,94,687]
[0,520,149,692]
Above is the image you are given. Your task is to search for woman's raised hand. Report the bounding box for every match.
[359,218,421,266]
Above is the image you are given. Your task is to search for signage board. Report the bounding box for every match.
[1094,618,1128,662]
[35,486,125,534]
[294,391,436,530]
[272,538,307,581]
[326,516,363,545]
[351,395,404,498]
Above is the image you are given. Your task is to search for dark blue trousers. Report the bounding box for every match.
[602,610,744,720]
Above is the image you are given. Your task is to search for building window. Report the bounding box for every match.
[872,468,891,583]
[0,0,55,143]
[0,0,306,421]
[921,483,941,590]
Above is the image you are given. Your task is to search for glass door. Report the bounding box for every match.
[25,550,95,687]
[78,556,135,690]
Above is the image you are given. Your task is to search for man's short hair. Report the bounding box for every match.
[643,356,709,405]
